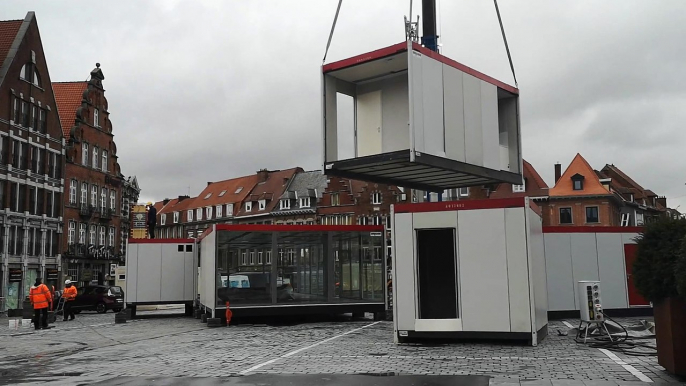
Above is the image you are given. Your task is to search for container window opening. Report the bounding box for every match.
[186,245,193,252]
[178,245,184,252]
[416,228,458,319]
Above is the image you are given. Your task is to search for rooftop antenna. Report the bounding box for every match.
[405,0,420,43]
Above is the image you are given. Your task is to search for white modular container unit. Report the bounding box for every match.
[125,238,197,316]
[392,197,548,345]
[322,41,522,191]
[542,228,646,313]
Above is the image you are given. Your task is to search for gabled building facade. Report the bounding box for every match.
[272,170,327,225]
[598,164,667,226]
[54,64,128,287]
[0,13,66,311]
[235,168,302,224]
[545,154,621,227]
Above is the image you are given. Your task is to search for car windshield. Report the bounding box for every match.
[108,286,122,294]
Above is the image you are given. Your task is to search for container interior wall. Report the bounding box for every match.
[498,95,520,174]
[356,74,410,155]
[215,229,384,307]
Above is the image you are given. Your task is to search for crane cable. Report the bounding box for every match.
[322,0,343,64]
[493,0,518,88]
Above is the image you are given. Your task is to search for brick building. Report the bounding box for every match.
[597,164,666,226]
[318,177,407,226]
[0,13,66,311]
[54,64,130,287]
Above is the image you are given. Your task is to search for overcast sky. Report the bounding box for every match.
[4,0,686,210]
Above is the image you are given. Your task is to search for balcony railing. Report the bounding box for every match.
[79,204,95,217]
[100,208,113,220]
[66,243,87,257]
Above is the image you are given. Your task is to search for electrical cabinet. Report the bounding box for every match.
[322,41,523,191]
[577,281,604,322]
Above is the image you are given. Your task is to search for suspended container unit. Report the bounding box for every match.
[392,197,548,345]
[322,41,522,191]
[197,224,387,319]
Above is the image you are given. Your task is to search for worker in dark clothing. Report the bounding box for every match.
[147,202,157,239]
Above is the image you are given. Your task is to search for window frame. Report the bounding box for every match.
[559,207,573,224]
[81,182,88,205]
[102,150,108,172]
[206,206,212,220]
[68,221,76,245]
[299,197,310,208]
[585,206,599,224]
[216,205,222,218]
[258,200,266,210]
[173,211,179,224]
[187,210,193,222]
[371,192,382,205]
[69,179,78,205]
[280,199,291,210]
[91,186,98,208]
[196,208,202,221]
[92,147,99,169]
[226,203,234,216]
[82,143,89,166]
[245,202,252,212]
[108,226,115,247]
[94,109,100,128]
[161,214,167,226]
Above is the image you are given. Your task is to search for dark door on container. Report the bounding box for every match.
[624,244,650,306]
[416,229,458,319]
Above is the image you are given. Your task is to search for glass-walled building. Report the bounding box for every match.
[198,224,386,318]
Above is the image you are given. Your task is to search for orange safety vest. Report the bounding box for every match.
[29,284,52,310]
[63,286,77,301]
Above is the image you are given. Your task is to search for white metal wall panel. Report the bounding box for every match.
[160,244,185,302]
[462,74,483,166]
[458,209,510,332]
[480,82,499,170]
[504,208,530,332]
[420,55,445,157]
[394,213,416,331]
[596,233,629,309]
[543,233,575,311]
[199,231,216,309]
[136,244,162,302]
[443,65,466,162]
[356,90,383,157]
[527,208,548,330]
[570,233,599,310]
[412,211,458,229]
[410,51,424,153]
[621,233,639,246]
[184,248,195,301]
[125,244,138,303]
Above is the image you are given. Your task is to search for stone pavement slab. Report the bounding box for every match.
[0,314,683,386]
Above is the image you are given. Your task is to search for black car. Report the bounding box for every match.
[71,285,125,314]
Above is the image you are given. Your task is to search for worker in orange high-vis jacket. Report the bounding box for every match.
[62,280,77,321]
[29,278,53,330]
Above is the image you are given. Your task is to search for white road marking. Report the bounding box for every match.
[562,321,575,329]
[598,348,652,383]
[239,321,381,375]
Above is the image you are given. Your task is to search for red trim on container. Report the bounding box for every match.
[395,197,525,214]
[197,226,214,242]
[322,42,407,73]
[411,42,519,95]
[128,238,195,244]
[542,226,644,234]
[214,224,384,232]
[528,200,543,217]
[322,41,519,95]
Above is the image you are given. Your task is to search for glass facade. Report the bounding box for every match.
[214,226,384,307]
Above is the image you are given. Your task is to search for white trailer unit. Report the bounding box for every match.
[125,239,197,317]
[322,41,522,191]
[392,197,548,345]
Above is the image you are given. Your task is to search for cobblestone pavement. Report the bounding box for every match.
[0,312,683,386]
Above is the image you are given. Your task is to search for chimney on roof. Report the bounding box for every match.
[178,195,189,202]
[163,198,170,206]
[554,163,562,183]
[257,169,269,183]
[207,182,212,186]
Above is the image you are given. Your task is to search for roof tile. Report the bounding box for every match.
[52,81,87,139]
[0,20,22,70]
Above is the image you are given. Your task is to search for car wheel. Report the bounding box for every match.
[96,302,107,314]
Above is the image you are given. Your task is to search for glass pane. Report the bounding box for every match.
[277,231,327,303]
[216,231,272,306]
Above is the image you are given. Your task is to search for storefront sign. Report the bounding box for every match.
[46,269,59,280]
[9,269,22,282]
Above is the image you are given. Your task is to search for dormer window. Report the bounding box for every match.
[187,209,193,222]
[300,197,310,208]
[196,208,202,221]
[280,199,291,210]
[216,205,222,217]
[206,206,213,220]
[571,174,584,191]
[258,200,266,210]
[512,179,526,193]
[173,211,179,223]
[245,202,252,212]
